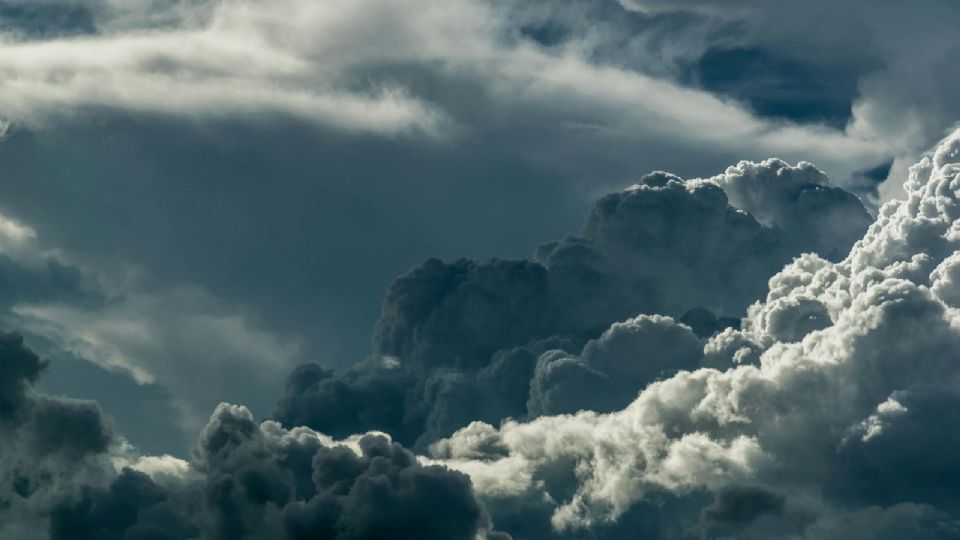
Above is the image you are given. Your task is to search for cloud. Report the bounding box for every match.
[428,129,960,538]
[527,315,703,416]
[616,0,960,198]
[0,0,895,177]
[0,332,507,539]
[276,157,870,449]
[0,331,116,539]
[11,284,303,441]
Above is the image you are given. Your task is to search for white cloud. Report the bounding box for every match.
[428,129,960,534]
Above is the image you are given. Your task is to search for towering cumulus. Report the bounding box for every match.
[433,131,960,538]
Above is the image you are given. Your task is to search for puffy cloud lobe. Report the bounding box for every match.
[0,332,505,539]
[527,315,703,416]
[48,468,197,540]
[185,403,503,540]
[278,159,869,448]
[710,158,872,261]
[0,334,509,540]
[0,331,114,538]
[430,130,960,538]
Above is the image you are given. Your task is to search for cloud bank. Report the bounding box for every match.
[6,127,960,539]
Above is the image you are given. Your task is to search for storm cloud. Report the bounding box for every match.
[0,331,505,539]
[276,157,870,448]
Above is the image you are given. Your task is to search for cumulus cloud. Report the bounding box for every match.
[276,158,870,448]
[0,331,116,539]
[527,315,702,416]
[428,130,960,538]
[0,332,506,539]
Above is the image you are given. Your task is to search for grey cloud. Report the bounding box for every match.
[619,0,960,197]
[1,332,507,539]
[277,158,869,449]
[431,130,960,539]
[527,315,703,416]
[0,133,953,540]
[46,402,507,540]
[0,331,115,538]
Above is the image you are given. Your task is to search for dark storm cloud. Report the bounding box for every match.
[0,331,115,538]
[46,404,506,540]
[276,159,870,448]
[701,485,785,528]
[527,315,703,416]
[1,332,506,539]
[1,2,959,537]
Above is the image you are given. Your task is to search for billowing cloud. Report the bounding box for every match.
[527,315,703,417]
[0,332,506,539]
[0,331,115,539]
[276,157,870,448]
[428,130,960,538]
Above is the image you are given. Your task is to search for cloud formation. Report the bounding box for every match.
[0,331,505,539]
[276,158,870,448]
[430,130,960,538]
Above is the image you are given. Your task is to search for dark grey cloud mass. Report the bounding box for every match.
[0,330,505,539]
[276,159,870,448]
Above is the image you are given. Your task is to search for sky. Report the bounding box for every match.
[2,1,960,539]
